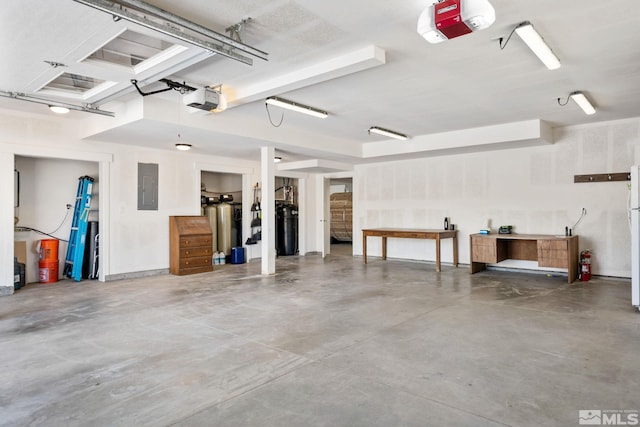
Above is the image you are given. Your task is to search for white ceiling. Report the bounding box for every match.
[2,0,640,166]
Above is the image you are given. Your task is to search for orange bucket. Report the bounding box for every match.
[39,239,59,262]
[39,260,59,283]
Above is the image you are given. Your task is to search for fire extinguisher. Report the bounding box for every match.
[579,250,592,281]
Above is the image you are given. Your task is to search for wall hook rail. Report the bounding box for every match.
[574,173,631,183]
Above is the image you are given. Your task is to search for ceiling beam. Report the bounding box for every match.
[226,45,386,107]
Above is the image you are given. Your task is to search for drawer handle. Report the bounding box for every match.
[185,261,189,265]
[185,251,190,255]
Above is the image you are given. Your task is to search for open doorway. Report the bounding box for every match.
[14,156,99,289]
[329,177,353,257]
[200,171,243,263]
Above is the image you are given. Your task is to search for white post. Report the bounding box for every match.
[261,147,276,274]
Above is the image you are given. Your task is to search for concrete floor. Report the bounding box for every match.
[2,247,639,427]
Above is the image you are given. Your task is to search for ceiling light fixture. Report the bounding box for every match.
[0,90,115,117]
[558,91,596,115]
[368,126,408,141]
[175,134,192,151]
[49,105,70,114]
[274,156,282,163]
[265,96,328,119]
[500,21,561,70]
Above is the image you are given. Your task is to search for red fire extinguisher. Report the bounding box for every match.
[579,250,592,281]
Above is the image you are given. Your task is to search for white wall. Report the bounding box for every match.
[354,118,640,278]
[201,171,242,196]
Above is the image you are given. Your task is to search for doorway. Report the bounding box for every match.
[200,171,243,261]
[329,177,353,257]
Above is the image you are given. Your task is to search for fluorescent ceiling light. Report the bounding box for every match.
[368,126,408,141]
[49,105,70,114]
[175,143,192,151]
[265,96,328,119]
[570,91,596,115]
[514,21,560,70]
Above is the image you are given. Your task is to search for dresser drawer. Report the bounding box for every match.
[180,235,212,247]
[179,256,212,270]
[176,265,214,276]
[180,247,212,258]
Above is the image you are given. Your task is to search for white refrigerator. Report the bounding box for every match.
[632,165,640,310]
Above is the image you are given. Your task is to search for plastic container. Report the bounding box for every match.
[39,260,59,283]
[39,239,59,262]
[231,247,245,264]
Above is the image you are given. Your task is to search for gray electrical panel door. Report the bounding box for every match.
[138,163,158,210]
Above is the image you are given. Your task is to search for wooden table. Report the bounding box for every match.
[362,228,458,272]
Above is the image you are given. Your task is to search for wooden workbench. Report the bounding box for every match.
[362,228,458,272]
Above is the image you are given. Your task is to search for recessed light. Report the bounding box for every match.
[49,105,70,114]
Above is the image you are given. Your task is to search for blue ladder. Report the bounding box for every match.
[64,176,94,281]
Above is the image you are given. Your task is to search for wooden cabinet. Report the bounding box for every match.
[170,216,213,275]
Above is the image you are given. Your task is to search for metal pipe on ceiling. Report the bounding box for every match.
[71,0,268,66]
[116,0,268,60]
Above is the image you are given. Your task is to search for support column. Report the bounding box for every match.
[261,147,276,275]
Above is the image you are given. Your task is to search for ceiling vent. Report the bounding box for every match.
[418,0,496,44]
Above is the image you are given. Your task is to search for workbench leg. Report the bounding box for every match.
[363,234,367,264]
[382,237,387,260]
[453,235,458,268]
[435,237,441,272]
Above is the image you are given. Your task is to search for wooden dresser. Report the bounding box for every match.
[169,216,214,275]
